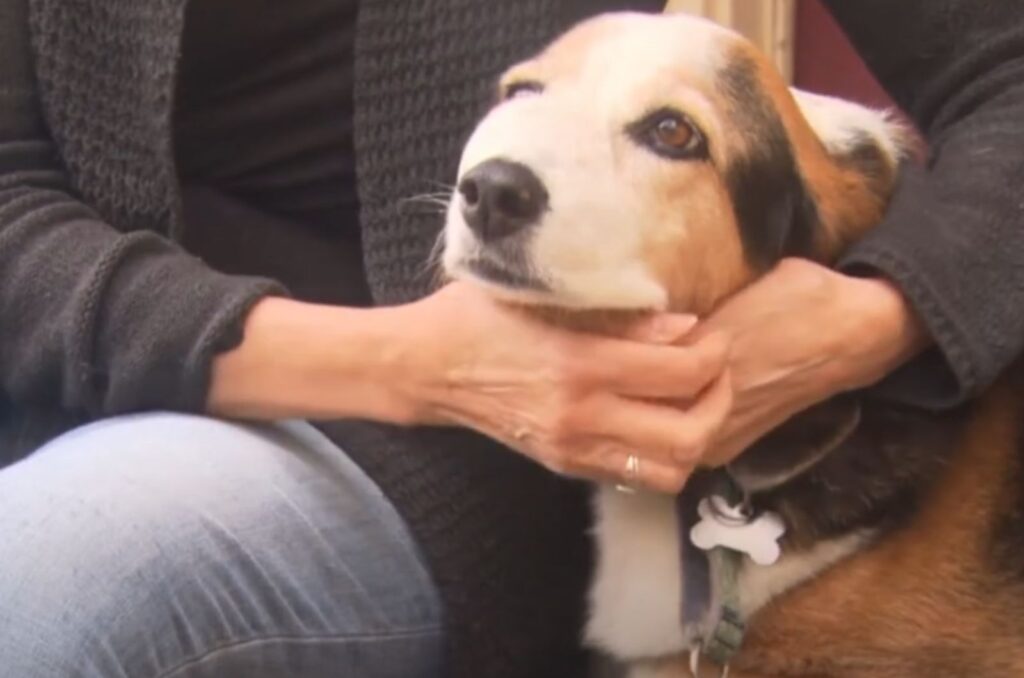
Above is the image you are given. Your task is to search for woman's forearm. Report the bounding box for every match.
[826,0,1024,406]
[207,283,740,494]
[207,296,424,424]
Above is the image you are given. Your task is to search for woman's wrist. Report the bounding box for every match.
[833,271,929,391]
[695,260,932,467]
[207,296,428,424]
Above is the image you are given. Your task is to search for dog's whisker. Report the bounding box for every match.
[397,207,449,218]
[398,205,448,214]
[414,229,450,292]
[425,179,457,192]
[427,229,448,274]
[399,194,453,207]
[397,192,454,217]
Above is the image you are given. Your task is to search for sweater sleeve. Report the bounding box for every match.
[0,1,286,418]
[824,0,1024,409]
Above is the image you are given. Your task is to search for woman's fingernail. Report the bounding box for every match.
[651,314,698,342]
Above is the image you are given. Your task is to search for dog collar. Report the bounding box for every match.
[700,546,746,669]
[678,471,782,675]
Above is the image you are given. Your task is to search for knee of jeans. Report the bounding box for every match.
[0,414,442,676]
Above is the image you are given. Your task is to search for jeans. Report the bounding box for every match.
[0,413,443,678]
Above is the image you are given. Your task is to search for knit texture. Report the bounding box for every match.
[1,1,621,675]
[3,0,1024,675]
[28,0,185,234]
[827,0,1024,408]
[321,422,597,677]
[2,0,286,441]
[352,0,659,303]
[344,2,606,674]
[354,0,557,303]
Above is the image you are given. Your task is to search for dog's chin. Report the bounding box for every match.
[461,274,559,307]
[448,258,553,304]
[448,260,660,336]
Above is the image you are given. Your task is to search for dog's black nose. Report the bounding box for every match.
[458,159,548,242]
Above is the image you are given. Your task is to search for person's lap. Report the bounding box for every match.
[0,413,443,678]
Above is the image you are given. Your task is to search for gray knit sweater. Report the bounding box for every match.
[2,0,1024,676]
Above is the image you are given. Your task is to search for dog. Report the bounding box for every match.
[442,12,1024,678]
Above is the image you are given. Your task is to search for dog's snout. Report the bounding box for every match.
[458,159,548,242]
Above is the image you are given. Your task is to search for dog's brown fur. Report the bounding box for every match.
[732,41,897,260]
[645,373,1024,677]
[450,13,1024,676]
[579,30,1024,678]
[623,39,1024,671]
[654,41,1024,677]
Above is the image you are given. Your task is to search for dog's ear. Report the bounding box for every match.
[716,58,823,270]
[728,395,862,494]
[790,88,914,251]
[715,57,912,269]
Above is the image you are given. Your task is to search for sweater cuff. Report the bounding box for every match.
[839,242,978,411]
[90,231,289,415]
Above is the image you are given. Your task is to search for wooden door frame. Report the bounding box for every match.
[664,0,795,83]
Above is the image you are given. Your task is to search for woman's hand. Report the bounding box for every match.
[210,283,732,494]
[400,282,733,493]
[695,258,928,468]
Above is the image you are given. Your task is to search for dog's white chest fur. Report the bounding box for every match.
[585,485,871,661]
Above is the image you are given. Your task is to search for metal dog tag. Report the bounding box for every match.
[690,495,786,566]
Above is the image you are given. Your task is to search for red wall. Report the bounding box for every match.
[793,0,895,110]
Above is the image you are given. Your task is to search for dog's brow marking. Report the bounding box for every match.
[715,56,819,269]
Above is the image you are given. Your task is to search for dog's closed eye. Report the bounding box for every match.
[502,80,545,101]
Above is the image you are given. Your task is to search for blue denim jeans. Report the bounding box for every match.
[0,413,443,678]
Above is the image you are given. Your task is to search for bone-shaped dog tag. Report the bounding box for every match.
[689,495,786,566]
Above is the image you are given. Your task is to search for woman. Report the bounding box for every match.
[0,0,1021,677]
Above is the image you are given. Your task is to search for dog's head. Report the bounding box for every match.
[442,12,909,316]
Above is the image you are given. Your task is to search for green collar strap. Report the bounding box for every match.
[679,471,752,676]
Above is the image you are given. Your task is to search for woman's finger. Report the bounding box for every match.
[578,331,730,399]
[619,313,698,344]
[558,442,694,494]
[572,370,733,466]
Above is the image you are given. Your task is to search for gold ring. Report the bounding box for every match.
[626,454,640,482]
[616,454,641,494]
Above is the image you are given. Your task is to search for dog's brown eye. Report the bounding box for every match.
[504,81,544,100]
[628,109,708,161]
[653,117,694,150]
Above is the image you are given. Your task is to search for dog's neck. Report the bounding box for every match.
[517,301,963,549]
[745,395,969,548]
[518,305,651,336]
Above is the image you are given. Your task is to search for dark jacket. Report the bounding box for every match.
[1,0,1023,675]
